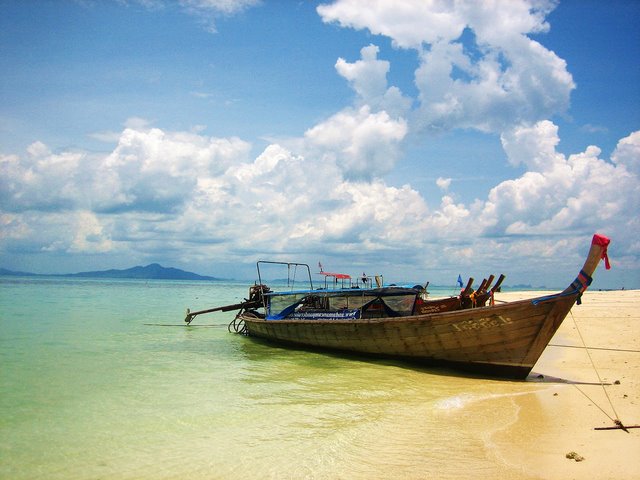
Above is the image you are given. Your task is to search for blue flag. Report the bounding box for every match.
[457,274,463,288]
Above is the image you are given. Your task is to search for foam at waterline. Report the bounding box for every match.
[434,387,554,411]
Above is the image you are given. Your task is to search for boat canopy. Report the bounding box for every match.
[319,272,351,279]
[265,286,420,320]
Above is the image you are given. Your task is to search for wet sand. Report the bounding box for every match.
[490,290,640,479]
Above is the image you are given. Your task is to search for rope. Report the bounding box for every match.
[144,323,223,327]
[548,344,640,354]
[572,384,617,424]
[570,310,622,425]
[228,314,247,334]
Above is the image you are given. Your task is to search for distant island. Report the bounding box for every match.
[0,263,222,281]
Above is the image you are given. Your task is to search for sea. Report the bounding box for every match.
[0,276,548,480]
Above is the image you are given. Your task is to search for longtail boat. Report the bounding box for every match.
[185,234,611,379]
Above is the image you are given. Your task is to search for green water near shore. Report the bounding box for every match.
[0,277,542,479]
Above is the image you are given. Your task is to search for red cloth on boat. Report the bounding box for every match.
[592,233,611,270]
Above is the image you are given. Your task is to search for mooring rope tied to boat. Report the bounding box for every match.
[228,315,247,335]
[573,385,640,432]
[143,323,226,327]
[568,310,637,432]
[548,344,640,354]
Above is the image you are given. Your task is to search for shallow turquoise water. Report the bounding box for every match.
[0,277,541,479]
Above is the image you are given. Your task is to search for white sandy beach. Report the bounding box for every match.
[488,290,640,480]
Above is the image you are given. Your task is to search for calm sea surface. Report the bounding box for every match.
[0,277,545,479]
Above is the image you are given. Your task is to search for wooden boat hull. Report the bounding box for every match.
[239,292,578,379]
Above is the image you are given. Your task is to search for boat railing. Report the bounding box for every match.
[318,272,384,289]
[361,274,384,288]
[256,261,314,291]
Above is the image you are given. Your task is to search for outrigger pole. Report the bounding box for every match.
[184,300,260,325]
[184,284,269,325]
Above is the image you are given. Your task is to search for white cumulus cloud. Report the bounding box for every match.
[436,177,452,191]
[304,105,408,180]
[92,127,251,213]
[481,122,639,242]
[319,0,574,134]
[1,121,638,283]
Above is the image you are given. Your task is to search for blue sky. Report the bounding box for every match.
[1,0,638,289]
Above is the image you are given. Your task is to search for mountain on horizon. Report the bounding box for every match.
[0,263,222,281]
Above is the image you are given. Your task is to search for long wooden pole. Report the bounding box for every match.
[185,300,261,324]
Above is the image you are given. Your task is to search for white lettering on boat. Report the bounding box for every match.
[288,310,360,320]
[418,304,449,314]
[451,315,512,332]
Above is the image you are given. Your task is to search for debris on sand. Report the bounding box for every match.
[565,451,585,462]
